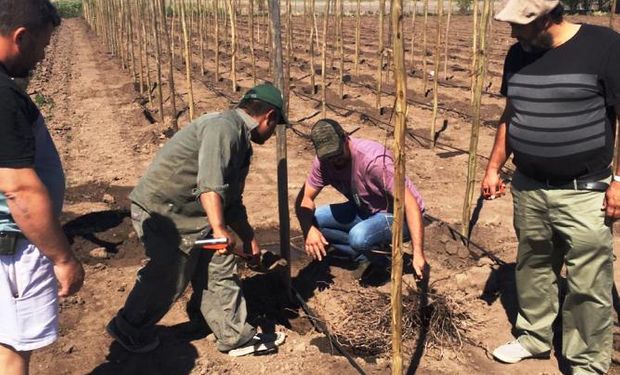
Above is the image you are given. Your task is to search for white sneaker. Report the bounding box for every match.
[492,339,549,364]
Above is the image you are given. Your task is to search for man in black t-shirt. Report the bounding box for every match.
[0,1,84,374]
[481,0,620,373]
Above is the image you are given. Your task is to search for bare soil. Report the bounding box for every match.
[25,13,620,375]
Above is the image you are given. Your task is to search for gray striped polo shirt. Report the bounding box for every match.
[501,24,620,181]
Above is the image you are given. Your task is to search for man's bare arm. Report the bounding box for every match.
[481,100,513,199]
[403,189,426,280]
[0,167,83,297]
[294,182,328,260]
[603,105,620,218]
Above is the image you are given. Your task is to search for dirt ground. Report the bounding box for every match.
[25,12,620,375]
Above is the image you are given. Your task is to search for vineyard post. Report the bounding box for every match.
[215,0,220,82]
[250,0,257,84]
[354,0,361,76]
[443,0,452,79]
[462,0,491,236]
[611,0,618,28]
[390,0,407,373]
[226,0,238,92]
[337,0,344,99]
[268,0,292,302]
[430,0,442,149]
[160,0,178,131]
[422,0,429,93]
[286,0,292,111]
[309,0,317,94]
[321,0,330,117]
[151,0,165,122]
[410,0,418,69]
[376,0,385,112]
[181,0,195,120]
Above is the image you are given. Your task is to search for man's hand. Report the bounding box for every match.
[305,226,329,261]
[481,170,506,200]
[212,227,237,255]
[412,254,428,281]
[603,181,620,219]
[54,256,85,297]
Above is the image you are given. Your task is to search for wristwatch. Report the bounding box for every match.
[613,175,620,183]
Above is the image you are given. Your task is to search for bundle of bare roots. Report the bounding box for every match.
[319,285,470,356]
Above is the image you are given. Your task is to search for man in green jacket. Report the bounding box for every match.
[107,84,287,356]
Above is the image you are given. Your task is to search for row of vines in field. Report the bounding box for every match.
[82,0,496,131]
[82,1,620,238]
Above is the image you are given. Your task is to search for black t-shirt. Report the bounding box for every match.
[0,63,38,168]
[500,24,620,181]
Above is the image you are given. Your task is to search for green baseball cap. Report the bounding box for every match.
[310,119,347,161]
[240,84,289,125]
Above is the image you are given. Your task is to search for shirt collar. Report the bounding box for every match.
[235,108,259,132]
[0,62,9,78]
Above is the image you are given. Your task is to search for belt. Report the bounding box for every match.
[542,169,611,192]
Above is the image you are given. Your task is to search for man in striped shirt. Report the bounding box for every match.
[480,0,620,373]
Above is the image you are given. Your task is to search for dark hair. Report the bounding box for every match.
[547,3,564,24]
[0,0,61,36]
[238,98,283,123]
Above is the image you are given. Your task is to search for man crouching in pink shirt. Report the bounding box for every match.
[295,119,427,286]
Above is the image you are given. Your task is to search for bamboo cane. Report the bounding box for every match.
[443,0,452,79]
[355,0,361,76]
[430,0,442,149]
[462,0,492,236]
[321,0,330,117]
[181,0,195,120]
[390,0,407,372]
[376,0,386,112]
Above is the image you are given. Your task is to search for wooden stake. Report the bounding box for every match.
[443,0,452,80]
[422,0,429,93]
[160,0,178,131]
[250,0,257,84]
[150,0,165,122]
[354,0,361,76]
[611,0,618,29]
[215,0,220,82]
[286,0,292,110]
[225,0,238,92]
[268,0,292,303]
[410,0,418,69]
[321,0,330,117]
[309,0,317,94]
[181,0,195,120]
[390,0,407,373]
[376,0,386,112]
[337,0,344,99]
[462,0,491,236]
[430,0,442,148]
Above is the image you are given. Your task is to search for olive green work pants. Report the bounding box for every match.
[113,203,255,352]
[511,171,613,374]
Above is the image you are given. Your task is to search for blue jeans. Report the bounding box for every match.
[314,201,410,264]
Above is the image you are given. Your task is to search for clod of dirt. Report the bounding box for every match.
[62,344,75,354]
[102,193,115,204]
[89,247,111,259]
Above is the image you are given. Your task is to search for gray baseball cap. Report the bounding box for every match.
[495,0,559,24]
[310,119,347,161]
